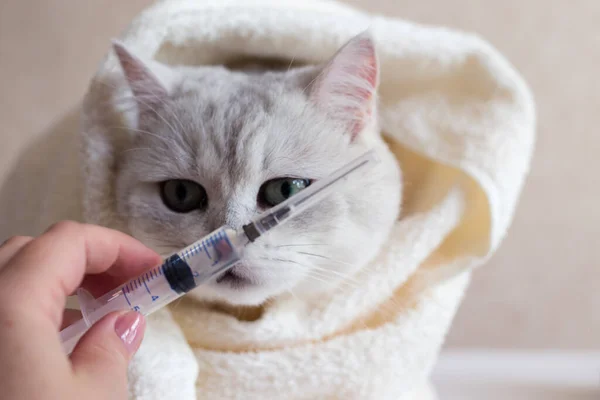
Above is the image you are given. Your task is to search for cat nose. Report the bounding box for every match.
[208,202,253,231]
[224,206,252,230]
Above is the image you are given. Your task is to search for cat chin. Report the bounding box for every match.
[186,280,277,307]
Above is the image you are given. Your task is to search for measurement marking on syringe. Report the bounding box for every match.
[143,279,151,295]
[222,233,234,250]
[211,235,222,265]
[123,287,132,307]
[203,241,211,259]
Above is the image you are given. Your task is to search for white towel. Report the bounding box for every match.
[80,0,536,399]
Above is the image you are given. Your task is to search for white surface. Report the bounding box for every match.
[432,351,600,400]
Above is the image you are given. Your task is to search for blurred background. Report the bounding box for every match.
[0,0,598,397]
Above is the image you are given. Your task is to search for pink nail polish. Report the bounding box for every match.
[115,311,145,355]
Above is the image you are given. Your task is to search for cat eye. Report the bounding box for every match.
[259,178,311,207]
[160,179,208,213]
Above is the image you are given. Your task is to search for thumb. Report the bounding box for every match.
[71,311,145,396]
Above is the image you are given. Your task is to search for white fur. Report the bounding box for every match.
[112,33,401,306]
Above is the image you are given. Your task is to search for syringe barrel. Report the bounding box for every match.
[86,227,243,320]
[61,227,243,354]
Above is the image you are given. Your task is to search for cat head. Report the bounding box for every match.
[110,32,401,305]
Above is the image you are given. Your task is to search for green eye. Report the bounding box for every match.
[259,178,311,207]
[160,179,208,213]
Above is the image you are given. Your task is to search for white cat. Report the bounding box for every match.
[110,32,401,307]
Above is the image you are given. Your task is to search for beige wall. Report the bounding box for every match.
[0,0,597,349]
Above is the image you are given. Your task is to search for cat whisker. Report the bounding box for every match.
[275,55,297,100]
[144,91,187,135]
[285,287,301,302]
[264,257,361,287]
[95,80,186,147]
[274,243,331,248]
[295,251,356,268]
[286,55,296,74]
[262,153,317,176]
[305,275,332,286]
[93,95,137,108]
[109,125,173,148]
[303,268,363,290]
[122,147,156,154]
[286,292,300,302]
[100,78,198,158]
[135,96,182,144]
[103,96,189,145]
[94,90,184,133]
[111,126,195,165]
[285,268,331,286]
[307,266,361,287]
[300,59,329,96]
[169,297,185,311]
[269,257,302,265]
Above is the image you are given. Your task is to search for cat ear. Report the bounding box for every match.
[309,32,379,140]
[112,40,173,113]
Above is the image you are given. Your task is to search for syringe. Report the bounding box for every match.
[60,150,378,354]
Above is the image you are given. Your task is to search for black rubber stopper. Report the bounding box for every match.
[162,254,197,294]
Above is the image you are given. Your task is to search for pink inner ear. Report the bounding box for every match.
[113,41,169,110]
[311,34,379,140]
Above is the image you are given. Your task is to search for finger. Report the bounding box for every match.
[0,221,160,328]
[72,257,164,298]
[72,311,145,398]
[0,236,33,269]
[80,274,126,298]
[80,257,162,298]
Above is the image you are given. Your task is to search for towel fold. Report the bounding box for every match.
[75,0,536,398]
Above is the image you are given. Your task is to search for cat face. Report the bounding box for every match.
[112,33,401,305]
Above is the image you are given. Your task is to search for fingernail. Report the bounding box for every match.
[114,311,145,355]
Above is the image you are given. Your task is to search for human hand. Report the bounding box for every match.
[0,221,162,400]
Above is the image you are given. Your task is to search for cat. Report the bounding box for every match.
[110,32,402,307]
